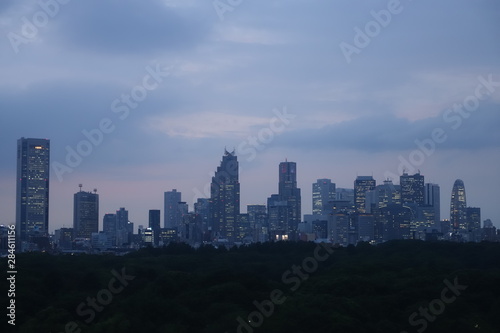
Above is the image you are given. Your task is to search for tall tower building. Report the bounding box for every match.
[116,207,129,246]
[312,179,336,215]
[16,138,50,242]
[268,161,301,240]
[194,198,210,233]
[354,176,376,213]
[149,209,161,246]
[279,161,301,239]
[400,172,425,206]
[424,183,440,223]
[164,189,182,229]
[466,207,481,232]
[73,187,99,239]
[103,213,117,246]
[149,210,161,230]
[210,149,240,242]
[450,179,467,230]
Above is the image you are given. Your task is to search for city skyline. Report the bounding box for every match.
[8,140,498,235]
[0,1,499,231]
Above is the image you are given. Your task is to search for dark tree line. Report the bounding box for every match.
[1,240,500,333]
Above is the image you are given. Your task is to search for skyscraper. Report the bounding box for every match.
[466,207,481,242]
[450,179,467,230]
[149,209,161,246]
[268,161,302,240]
[280,161,302,238]
[312,179,336,215]
[424,183,440,223]
[400,172,425,206]
[16,138,50,242]
[194,198,210,233]
[354,176,376,213]
[164,189,182,229]
[103,213,117,246]
[73,187,99,239]
[248,204,268,242]
[210,149,240,242]
[116,207,129,246]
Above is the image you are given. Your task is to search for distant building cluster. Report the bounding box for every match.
[3,138,499,255]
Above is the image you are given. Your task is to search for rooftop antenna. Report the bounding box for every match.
[78,184,82,192]
[93,188,98,194]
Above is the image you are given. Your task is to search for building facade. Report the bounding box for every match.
[312,179,336,215]
[16,138,50,243]
[210,149,240,242]
[73,189,99,239]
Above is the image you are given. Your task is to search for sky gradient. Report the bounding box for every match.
[1,0,499,231]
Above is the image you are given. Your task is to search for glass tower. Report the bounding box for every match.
[16,138,50,242]
[74,189,99,239]
[312,179,336,215]
[354,176,376,213]
[210,149,240,242]
[450,179,467,230]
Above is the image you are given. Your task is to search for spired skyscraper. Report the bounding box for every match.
[210,149,240,242]
[16,138,50,243]
[450,179,467,230]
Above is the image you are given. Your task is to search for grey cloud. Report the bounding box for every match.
[276,102,500,152]
[54,0,210,54]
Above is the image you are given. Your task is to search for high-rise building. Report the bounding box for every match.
[279,161,301,233]
[164,189,182,229]
[16,138,50,242]
[248,204,268,242]
[194,198,210,233]
[424,183,441,223]
[149,210,161,230]
[354,176,376,213]
[116,207,129,246]
[380,204,412,241]
[210,149,240,242]
[466,207,481,232]
[103,213,117,247]
[268,161,301,240]
[365,179,401,214]
[450,179,467,230]
[312,179,336,215]
[400,172,425,206]
[73,187,99,239]
[149,209,161,246]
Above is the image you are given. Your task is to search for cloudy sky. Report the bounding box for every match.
[1,0,499,231]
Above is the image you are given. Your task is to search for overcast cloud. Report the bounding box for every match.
[1,0,499,230]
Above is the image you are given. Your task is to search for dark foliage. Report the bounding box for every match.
[2,241,499,333]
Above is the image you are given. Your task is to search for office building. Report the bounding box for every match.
[312,179,336,215]
[116,207,130,246]
[73,187,99,239]
[354,176,376,213]
[210,149,240,242]
[149,209,161,246]
[450,179,467,230]
[268,161,301,241]
[400,172,425,206]
[164,189,182,229]
[424,183,440,223]
[103,213,117,247]
[16,138,50,243]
